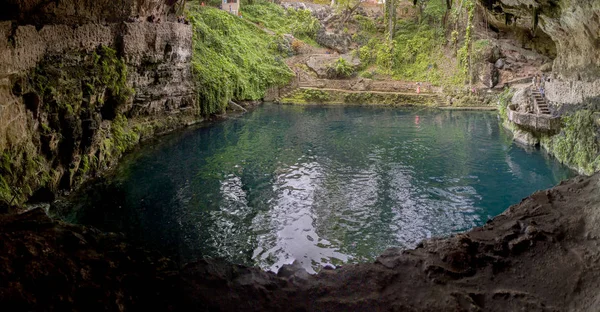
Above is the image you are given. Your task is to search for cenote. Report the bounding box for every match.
[57,104,574,273]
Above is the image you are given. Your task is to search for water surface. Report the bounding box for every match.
[61,105,574,273]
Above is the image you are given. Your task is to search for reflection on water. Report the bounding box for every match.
[60,104,575,273]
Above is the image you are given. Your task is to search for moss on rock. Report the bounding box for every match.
[541,110,600,175]
[0,45,136,206]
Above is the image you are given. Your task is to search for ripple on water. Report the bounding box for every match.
[66,105,576,273]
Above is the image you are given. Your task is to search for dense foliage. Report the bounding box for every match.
[542,110,600,175]
[353,0,468,85]
[188,5,293,115]
[327,57,355,78]
[243,2,320,40]
[357,20,445,84]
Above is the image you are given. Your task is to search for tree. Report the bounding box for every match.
[443,0,453,25]
[385,0,397,41]
[336,0,365,28]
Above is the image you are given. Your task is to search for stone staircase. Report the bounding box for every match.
[275,87,300,103]
[433,94,447,106]
[531,89,550,115]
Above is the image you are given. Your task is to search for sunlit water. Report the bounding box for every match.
[60,104,574,273]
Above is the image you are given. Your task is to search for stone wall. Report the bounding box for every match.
[545,79,600,106]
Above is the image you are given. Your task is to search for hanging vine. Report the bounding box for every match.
[456,0,475,83]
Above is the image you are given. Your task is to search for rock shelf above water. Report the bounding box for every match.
[2,173,599,311]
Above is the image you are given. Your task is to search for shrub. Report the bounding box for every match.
[242,2,320,40]
[302,89,330,102]
[544,110,600,175]
[291,39,304,54]
[327,57,355,79]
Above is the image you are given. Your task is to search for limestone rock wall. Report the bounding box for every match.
[0,0,183,25]
[0,0,196,206]
[481,0,600,106]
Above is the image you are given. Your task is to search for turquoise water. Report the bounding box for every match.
[63,104,574,273]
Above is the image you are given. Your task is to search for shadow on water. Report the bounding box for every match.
[52,104,576,273]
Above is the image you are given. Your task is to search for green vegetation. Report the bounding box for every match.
[301,89,331,102]
[344,92,374,103]
[357,20,445,84]
[243,2,320,40]
[456,0,475,84]
[282,88,435,106]
[32,46,133,115]
[187,5,294,115]
[496,87,514,122]
[542,110,600,175]
[96,114,141,172]
[0,146,52,206]
[0,45,136,206]
[354,0,467,85]
[327,57,355,78]
[498,87,599,175]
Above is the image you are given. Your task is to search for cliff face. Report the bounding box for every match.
[481,0,599,82]
[481,0,600,106]
[0,0,181,25]
[0,0,196,206]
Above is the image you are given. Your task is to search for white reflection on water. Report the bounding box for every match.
[252,158,348,274]
[206,175,253,260]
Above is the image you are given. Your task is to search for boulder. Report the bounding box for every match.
[513,128,539,146]
[540,62,553,72]
[511,87,529,108]
[351,79,372,91]
[494,58,505,69]
[315,28,352,54]
[305,53,360,78]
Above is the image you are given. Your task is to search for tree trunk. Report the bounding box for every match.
[388,0,396,41]
[443,0,452,25]
[340,1,363,28]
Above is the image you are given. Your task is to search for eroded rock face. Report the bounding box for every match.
[479,62,499,88]
[0,1,196,205]
[0,0,184,25]
[480,0,600,82]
